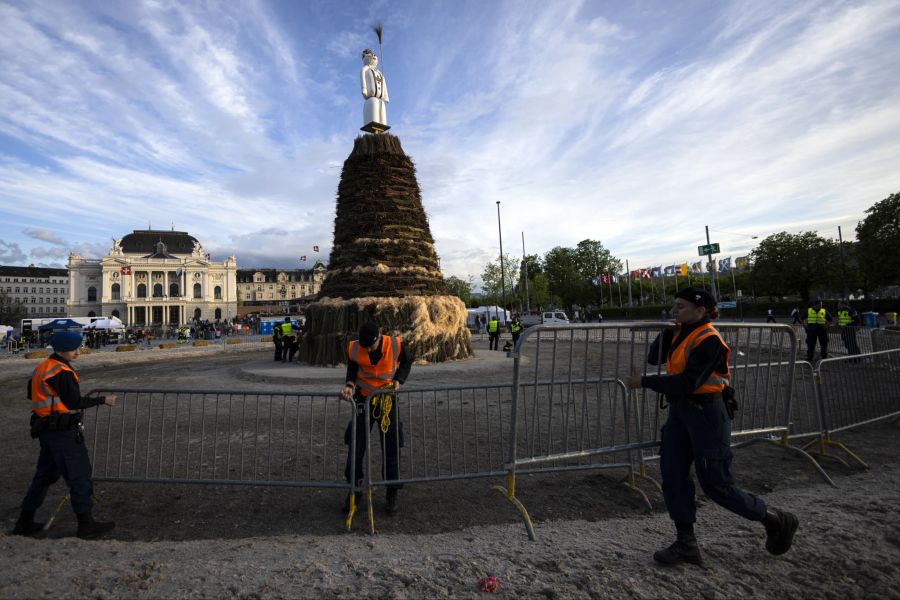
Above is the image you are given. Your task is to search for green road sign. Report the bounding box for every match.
[698,242,720,256]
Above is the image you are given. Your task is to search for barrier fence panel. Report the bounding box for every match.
[82,388,354,489]
[787,360,822,441]
[816,349,900,436]
[872,328,900,353]
[364,384,515,487]
[222,334,274,352]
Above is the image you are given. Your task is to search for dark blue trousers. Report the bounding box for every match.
[660,397,766,524]
[21,429,94,514]
[344,398,403,489]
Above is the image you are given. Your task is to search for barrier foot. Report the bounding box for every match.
[491,474,535,541]
[638,462,662,493]
[43,493,70,532]
[772,437,837,487]
[620,470,653,512]
[344,493,357,531]
[815,436,869,470]
[366,488,376,535]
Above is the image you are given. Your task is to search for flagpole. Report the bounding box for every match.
[626,259,633,308]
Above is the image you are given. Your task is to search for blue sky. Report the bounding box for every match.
[1,0,899,283]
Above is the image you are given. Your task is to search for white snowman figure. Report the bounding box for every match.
[360,48,390,133]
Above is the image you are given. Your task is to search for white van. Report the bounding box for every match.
[542,311,570,324]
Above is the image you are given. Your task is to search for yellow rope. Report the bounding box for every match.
[371,384,394,434]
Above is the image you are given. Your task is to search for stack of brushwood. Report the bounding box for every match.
[301,133,472,366]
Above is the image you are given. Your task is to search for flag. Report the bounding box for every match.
[680,263,688,276]
[612,274,619,283]
[590,275,601,286]
[631,270,641,280]
[313,245,320,252]
[735,255,750,270]
[175,268,182,277]
[664,265,675,277]
[651,266,661,278]
[641,269,652,280]
[691,261,703,274]
[600,273,611,285]
[708,259,717,272]
[121,266,132,275]
[300,255,307,262]
[718,257,732,272]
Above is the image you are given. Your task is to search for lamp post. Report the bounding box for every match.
[496,201,506,321]
[521,231,530,313]
[705,225,718,300]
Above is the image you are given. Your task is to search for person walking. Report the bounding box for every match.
[488,314,500,351]
[12,331,118,539]
[279,317,293,363]
[803,298,833,363]
[624,287,798,566]
[766,307,777,323]
[340,322,413,516]
[510,315,523,347]
[790,306,802,325]
[836,300,860,356]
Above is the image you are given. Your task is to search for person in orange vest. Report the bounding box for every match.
[624,287,797,566]
[340,322,413,516]
[12,331,118,539]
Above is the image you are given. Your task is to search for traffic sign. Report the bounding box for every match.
[698,243,720,256]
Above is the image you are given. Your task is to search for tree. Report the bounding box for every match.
[543,246,581,310]
[750,232,836,301]
[444,275,473,305]
[481,254,520,307]
[855,192,900,289]
[0,289,25,326]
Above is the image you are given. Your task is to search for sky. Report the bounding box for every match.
[1,0,899,285]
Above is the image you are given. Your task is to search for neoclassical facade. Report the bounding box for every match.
[236,263,326,304]
[67,230,237,326]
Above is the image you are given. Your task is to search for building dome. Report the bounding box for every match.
[120,230,199,255]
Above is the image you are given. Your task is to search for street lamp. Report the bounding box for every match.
[496,201,506,320]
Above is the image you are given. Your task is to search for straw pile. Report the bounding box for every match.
[302,134,472,365]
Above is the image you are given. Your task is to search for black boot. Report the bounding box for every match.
[75,511,115,540]
[763,508,798,555]
[12,510,45,536]
[654,522,702,566]
[341,492,362,513]
[385,487,399,516]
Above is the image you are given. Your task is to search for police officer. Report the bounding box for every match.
[279,317,293,362]
[624,287,798,566]
[837,300,860,355]
[509,315,523,347]
[804,298,833,363]
[13,331,117,539]
[488,315,500,351]
[272,320,283,362]
[340,322,413,516]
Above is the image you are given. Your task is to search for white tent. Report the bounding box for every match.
[83,317,125,330]
[467,306,510,327]
[1,325,12,341]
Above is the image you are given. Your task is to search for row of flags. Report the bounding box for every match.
[590,256,750,286]
[299,246,321,262]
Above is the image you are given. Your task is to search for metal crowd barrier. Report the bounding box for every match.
[83,388,356,492]
[798,349,900,470]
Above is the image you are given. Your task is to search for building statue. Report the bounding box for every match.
[110,238,123,255]
[360,49,389,133]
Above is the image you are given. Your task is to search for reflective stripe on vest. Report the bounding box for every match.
[30,358,79,417]
[838,310,854,326]
[665,323,730,394]
[510,322,522,333]
[807,308,827,325]
[488,320,498,333]
[347,335,401,397]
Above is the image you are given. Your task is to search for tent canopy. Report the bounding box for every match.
[38,319,84,331]
[83,318,125,330]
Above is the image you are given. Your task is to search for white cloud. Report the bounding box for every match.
[0,240,27,263]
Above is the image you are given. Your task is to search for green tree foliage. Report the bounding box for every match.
[0,289,25,326]
[855,192,900,288]
[529,272,552,310]
[443,275,473,305]
[481,254,520,307]
[750,232,836,301]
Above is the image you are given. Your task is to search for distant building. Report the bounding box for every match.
[67,230,238,326]
[236,263,326,313]
[0,265,69,318]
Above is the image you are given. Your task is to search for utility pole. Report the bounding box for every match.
[521,232,530,313]
[838,226,847,299]
[496,201,506,322]
[626,259,633,307]
[706,225,718,299]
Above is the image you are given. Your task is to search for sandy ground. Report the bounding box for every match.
[1,341,898,598]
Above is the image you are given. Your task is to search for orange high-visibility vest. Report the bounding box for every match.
[666,323,730,394]
[347,335,401,397]
[30,358,79,417]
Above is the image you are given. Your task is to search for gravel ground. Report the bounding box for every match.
[1,343,898,598]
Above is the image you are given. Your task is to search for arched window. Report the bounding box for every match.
[214,286,222,300]
[153,283,163,297]
[169,283,179,297]
[193,283,202,299]
[87,286,97,302]
[111,283,120,300]
[194,308,201,320]
[88,311,96,317]
[137,283,147,298]
[214,308,222,320]
[111,310,120,319]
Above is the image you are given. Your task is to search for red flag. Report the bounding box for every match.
[600,273,610,285]
[121,266,132,275]
[313,245,319,252]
